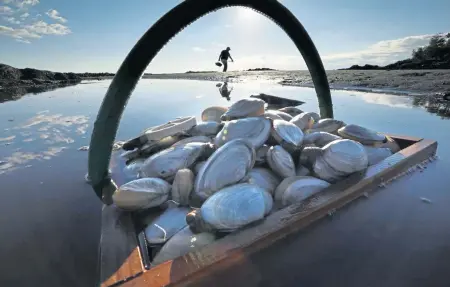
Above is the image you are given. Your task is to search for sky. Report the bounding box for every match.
[0,0,449,73]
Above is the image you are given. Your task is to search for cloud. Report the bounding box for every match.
[20,12,29,18]
[45,9,67,23]
[322,33,444,66]
[25,20,71,35]
[0,5,13,14]
[0,24,41,40]
[15,38,30,43]
[192,47,206,52]
[3,16,20,24]
[6,0,39,9]
[1,20,71,43]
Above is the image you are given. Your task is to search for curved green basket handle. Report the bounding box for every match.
[88,0,333,203]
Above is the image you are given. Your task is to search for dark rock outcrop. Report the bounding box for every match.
[0,63,82,89]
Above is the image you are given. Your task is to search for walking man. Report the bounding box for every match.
[218,47,234,72]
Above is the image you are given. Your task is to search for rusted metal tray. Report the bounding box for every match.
[98,134,437,287]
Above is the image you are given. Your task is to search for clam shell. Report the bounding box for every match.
[337,124,386,145]
[201,183,273,231]
[123,158,146,180]
[221,98,266,121]
[140,142,210,180]
[263,110,283,121]
[139,135,181,157]
[364,146,393,166]
[266,145,296,178]
[381,136,401,153]
[171,135,211,147]
[185,208,215,233]
[151,226,216,267]
[255,145,270,166]
[214,117,271,149]
[188,121,223,137]
[310,118,345,134]
[290,112,315,131]
[144,207,190,245]
[303,132,342,147]
[296,164,311,176]
[278,107,303,117]
[299,146,323,168]
[313,139,368,183]
[194,139,256,201]
[245,168,281,195]
[265,110,293,121]
[171,169,194,206]
[112,178,171,211]
[193,161,206,175]
[274,176,330,208]
[271,119,304,151]
[304,111,321,123]
[201,106,227,123]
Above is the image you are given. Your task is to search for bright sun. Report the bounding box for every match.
[236,7,260,21]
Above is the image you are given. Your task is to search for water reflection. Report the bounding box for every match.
[217,81,233,101]
[413,95,450,119]
[1,110,90,175]
[0,81,81,103]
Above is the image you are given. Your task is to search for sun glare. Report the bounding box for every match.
[236,7,260,22]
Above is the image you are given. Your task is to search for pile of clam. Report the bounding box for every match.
[113,98,401,266]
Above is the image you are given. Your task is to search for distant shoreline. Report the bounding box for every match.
[2,63,450,97]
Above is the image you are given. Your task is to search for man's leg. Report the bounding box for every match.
[222,60,227,72]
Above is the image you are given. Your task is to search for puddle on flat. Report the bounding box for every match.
[0,79,449,286]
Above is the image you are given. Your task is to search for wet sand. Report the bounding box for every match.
[145,69,450,96]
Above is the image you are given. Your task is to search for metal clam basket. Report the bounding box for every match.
[88,1,437,286]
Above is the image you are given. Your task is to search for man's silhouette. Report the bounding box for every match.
[218,47,234,72]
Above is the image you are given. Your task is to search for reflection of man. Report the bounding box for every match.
[218,82,233,101]
[218,47,234,72]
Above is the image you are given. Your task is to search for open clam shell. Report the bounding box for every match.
[140,142,210,181]
[188,121,223,137]
[274,176,331,208]
[337,124,386,145]
[201,106,227,123]
[244,167,281,196]
[201,183,273,231]
[290,112,315,131]
[194,139,256,201]
[278,107,303,117]
[313,139,369,183]
[144,207,190,245]
[171,169,195,206]
[214,117,271,149]
[309,118,345,134]
[151,226,216,267]
[271,119,304,152]
[303,132,342,147]
[220,98,266,121]
[112,178,171,211]
[266,145,296,178]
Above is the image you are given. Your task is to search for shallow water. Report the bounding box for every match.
[0,79,449,287]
